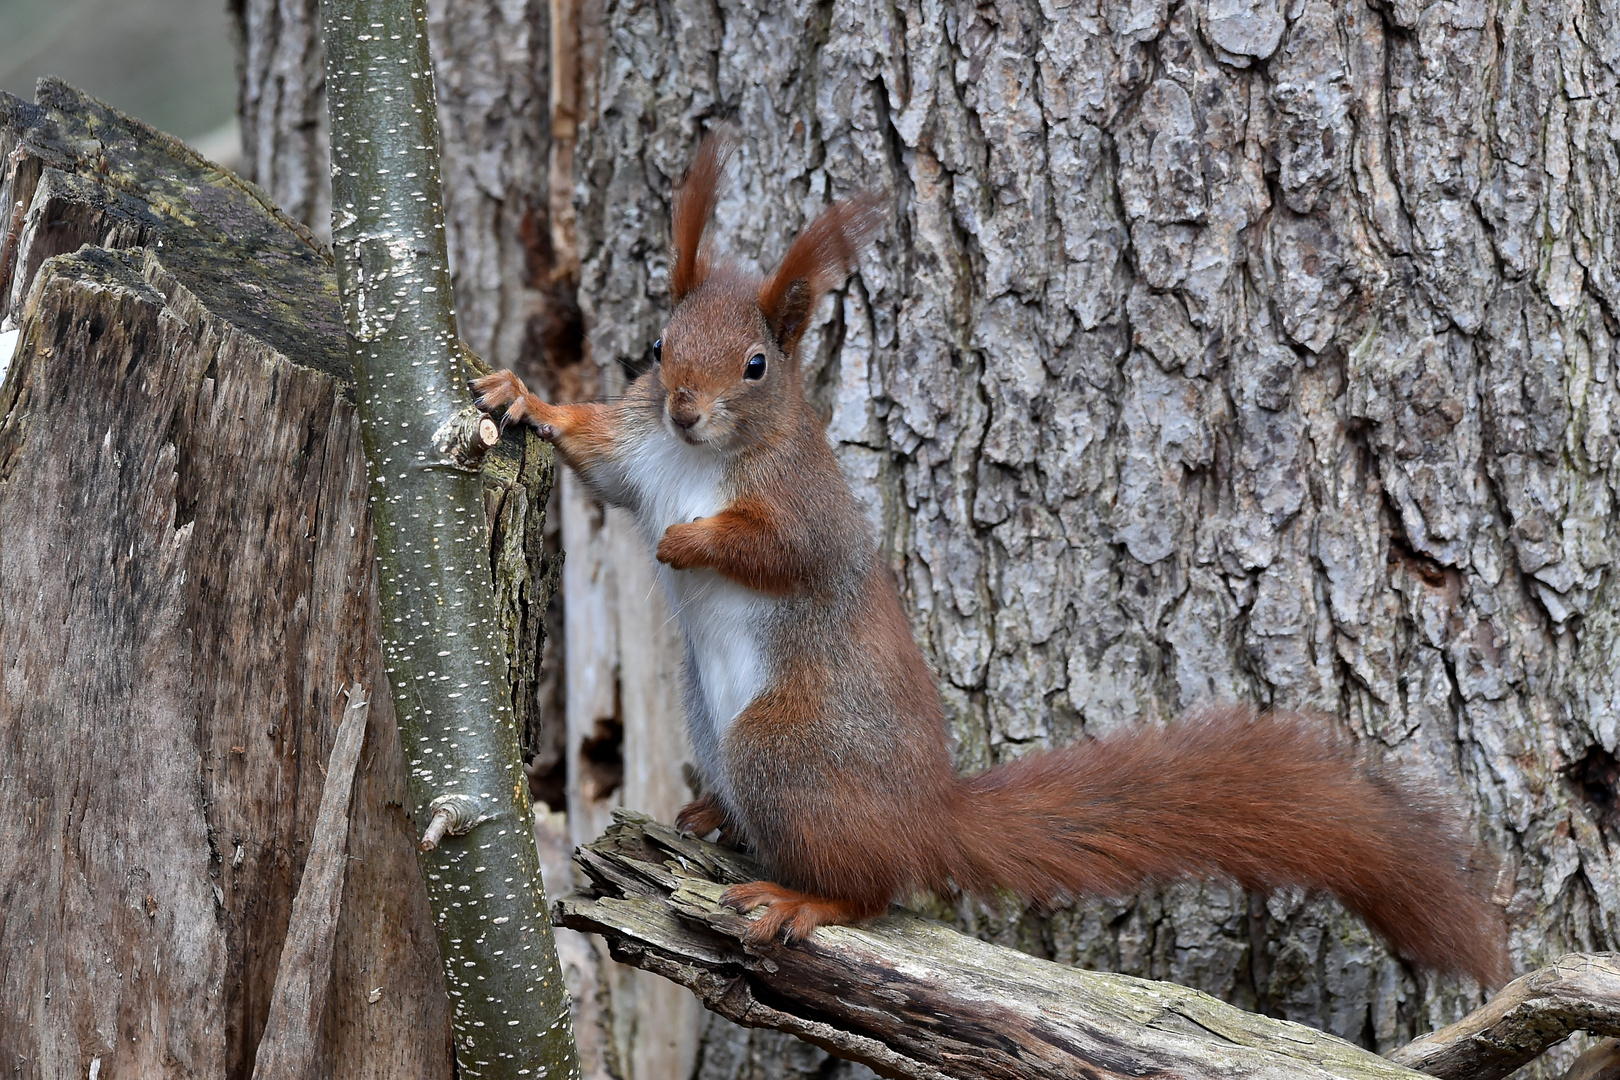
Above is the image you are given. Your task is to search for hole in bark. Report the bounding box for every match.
[1385,536,1449,587]
[524,750,566,812]
[167,383,201,531]
[1568,744,1620,833]
[579,716,623,802]
[517,200,587,392]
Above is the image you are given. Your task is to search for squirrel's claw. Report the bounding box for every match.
[470,369,560,440]
[676,794,727,837]
[720,881,879,946]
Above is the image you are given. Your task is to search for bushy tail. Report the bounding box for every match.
[948,707,1510,985]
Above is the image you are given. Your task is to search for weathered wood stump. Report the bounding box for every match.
[0,81,556,1078]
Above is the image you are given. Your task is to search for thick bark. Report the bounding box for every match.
[0,82,555,1078]
[571,0,1620,1068]
[231,0,331,242]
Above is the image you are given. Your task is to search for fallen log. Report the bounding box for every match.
[557,811,1620,1080]
[557,810,1425,1080]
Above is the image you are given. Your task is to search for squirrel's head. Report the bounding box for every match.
[651,134,883,451]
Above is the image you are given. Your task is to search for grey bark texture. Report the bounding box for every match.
[232,0,1620,1075]
[570,0,1620,1068]
[0,81,558,1078]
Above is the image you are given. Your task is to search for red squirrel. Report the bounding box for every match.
[472,136,1512,986]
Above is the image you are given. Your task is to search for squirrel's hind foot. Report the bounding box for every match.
[720,881,880,945]
[676,794,727,837]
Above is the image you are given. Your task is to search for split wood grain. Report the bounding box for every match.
[252,686,370,1080]
[556,811,1434,1080]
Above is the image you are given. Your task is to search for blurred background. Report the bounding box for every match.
[0,0,239,165]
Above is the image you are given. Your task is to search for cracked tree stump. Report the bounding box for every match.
[0,82,557,1078]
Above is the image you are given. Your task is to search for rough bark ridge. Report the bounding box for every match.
[572,0,1620,1061]
[231,0,332,242]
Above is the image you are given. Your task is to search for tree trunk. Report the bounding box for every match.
[0,81,557,1078]
[570,0,1620,1066]
[233,0,1620,1075]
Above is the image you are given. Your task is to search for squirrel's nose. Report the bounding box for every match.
[669,389,702,430]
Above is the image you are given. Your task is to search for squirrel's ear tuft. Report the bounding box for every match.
[670,133,734,303]
[758,191,885,357]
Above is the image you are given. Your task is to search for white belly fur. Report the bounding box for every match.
[622,426,773,768]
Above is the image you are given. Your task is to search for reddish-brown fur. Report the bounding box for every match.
[474,135,1513,988]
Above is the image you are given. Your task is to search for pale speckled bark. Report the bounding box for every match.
[573,0,1620,1069]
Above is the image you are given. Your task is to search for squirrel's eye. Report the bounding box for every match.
[744,354,767,381]
[652,338,663,363]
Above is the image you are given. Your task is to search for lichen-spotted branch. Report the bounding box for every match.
[317,0,579,1074]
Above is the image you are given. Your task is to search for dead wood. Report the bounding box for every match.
[1388,954,1620,1080]
[0,81,556,1078]
[559,811,1620,1080]
[252,686,370,1080]
[556,810,1437,1080]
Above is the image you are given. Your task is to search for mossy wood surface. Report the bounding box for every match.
[0,81,556,1078]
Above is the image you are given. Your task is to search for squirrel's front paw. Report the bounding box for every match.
[469,370,554,436]
[656,521,709,570]
[469,369,526,411]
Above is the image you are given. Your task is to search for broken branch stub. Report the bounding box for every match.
[1388,954,1620,1080]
